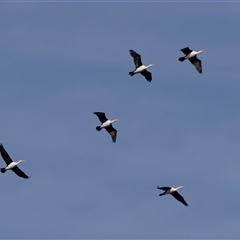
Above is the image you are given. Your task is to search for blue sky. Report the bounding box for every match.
[1,1,240,239]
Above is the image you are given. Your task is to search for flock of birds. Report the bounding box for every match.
[1,47,205,206]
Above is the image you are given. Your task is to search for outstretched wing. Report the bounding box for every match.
[180,47,192,55]
[129,49,143,68]
[189,57,202,73]
[157,186,171,191]
[140,70,152,82]
[171,191,188,206]
[105,125,117,143]
[94,112,108,123]
[11,166,29,179]
[0,144,13,165]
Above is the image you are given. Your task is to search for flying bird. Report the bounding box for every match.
[178,47,205,73]
[157,186,188,206]
[0,144,29,179]
[94,112,119,142]
[129,49,154,82]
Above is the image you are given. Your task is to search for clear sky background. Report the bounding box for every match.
[1,1,240,239]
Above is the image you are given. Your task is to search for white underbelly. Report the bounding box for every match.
[134,66,146,73]
[6,162,16,170]
[101,120,111,128]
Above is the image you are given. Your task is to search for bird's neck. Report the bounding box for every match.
[175,186,183,191]
[146,64,154,69]
[111,119,118,123]
[16,160,24,165]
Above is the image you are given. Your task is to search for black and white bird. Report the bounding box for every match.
[129,49,154,82]
[178,47,205,73]
[0,144,29,179]
[94,112,119,142]
[157,186,188,206]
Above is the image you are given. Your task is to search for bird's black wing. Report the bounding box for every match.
[189,57,202,73]
[11,166,29,179]
[0,144,13,165]
[129,49,143,68]
[156,186,171,191]
[171,191,188,206]
[94,112,108,124]
[180,47,192,55]
[140,70,152,82]
[105,125,117,143]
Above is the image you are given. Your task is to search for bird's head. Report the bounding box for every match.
[19,160,25,163]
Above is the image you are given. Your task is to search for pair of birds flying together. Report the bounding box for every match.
[129,47,205,82]
[93,113,189,207]
[0,127,188,207]
[0,143,188,206]
[0,113,118,178]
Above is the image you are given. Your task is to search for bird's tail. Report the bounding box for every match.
[159,193,165,196]
[96,126,101,131]
[1,168,6,173]
[129,71,134,76]
[178,57,185,62]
